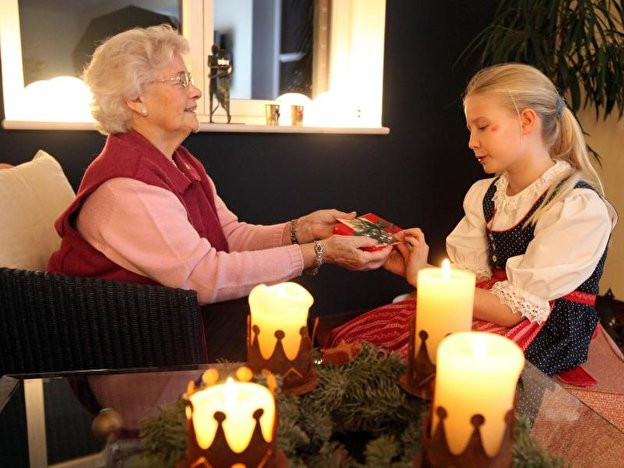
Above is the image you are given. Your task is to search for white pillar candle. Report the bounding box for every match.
[189,377,276,453]
[248,282,313,361]
[415,260,475,363]
[432,332,525,456]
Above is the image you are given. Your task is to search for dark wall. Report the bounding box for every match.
[0,2,494,317]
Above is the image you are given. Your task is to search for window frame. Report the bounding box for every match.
[0,0,388,134]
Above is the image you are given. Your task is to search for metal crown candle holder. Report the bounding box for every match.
[247,317,319,395]
[421,405,515,467]
[178,368,287,468]
[399,320,436,399]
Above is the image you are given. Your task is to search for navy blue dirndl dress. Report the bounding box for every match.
[482,178,607,375]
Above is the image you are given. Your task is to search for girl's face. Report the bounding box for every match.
[464,93,524,174]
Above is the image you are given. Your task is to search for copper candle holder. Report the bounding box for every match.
[178,368,287,468]
[246,316,319,395]
[400,320,436,399]
[419,405,515,467]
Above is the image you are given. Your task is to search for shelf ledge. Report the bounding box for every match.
[2,119,390,135]
[198,122,390,134]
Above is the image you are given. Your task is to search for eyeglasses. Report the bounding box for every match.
[153,71,194,88]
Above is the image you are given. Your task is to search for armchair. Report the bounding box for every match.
[0,151,206,376]
[0,267,206,375]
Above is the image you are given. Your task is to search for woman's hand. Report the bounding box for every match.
[323,235,392,271]
[295,209,356,243]
[383,228,430,286]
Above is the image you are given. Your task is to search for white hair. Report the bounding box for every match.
[83,24,189,135]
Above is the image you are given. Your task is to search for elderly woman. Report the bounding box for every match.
[48,25,391,311]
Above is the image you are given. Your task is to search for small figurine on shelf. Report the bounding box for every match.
[208,44,233,123]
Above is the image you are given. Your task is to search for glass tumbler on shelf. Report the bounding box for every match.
[265,104,280,125]
[291,105,304,126]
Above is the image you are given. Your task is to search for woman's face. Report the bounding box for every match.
[464,93,524,174]
[140,54,202,143]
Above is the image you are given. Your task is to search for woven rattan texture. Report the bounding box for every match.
[0,268,204,375]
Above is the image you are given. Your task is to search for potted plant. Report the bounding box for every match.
[459,0,624,121]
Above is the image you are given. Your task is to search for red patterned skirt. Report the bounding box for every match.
[326,271,597,372]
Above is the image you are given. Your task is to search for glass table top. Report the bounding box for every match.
[1,361,623,467]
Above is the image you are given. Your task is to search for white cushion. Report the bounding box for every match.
[0,150,75,270]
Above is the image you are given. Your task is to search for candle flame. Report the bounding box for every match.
[225,377,236,391]
[225,377,236,406]
[441,259,451,279]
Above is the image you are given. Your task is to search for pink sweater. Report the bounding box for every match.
[76,176,303,304]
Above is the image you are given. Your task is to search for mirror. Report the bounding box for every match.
[1,0,387,130]
[213,0,328,100]
[18,0,180,86]
[17,0,324,101]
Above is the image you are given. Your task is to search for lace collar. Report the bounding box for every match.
[492,160,573,210]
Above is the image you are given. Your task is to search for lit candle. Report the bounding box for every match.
[249,282,313,360]
[189,377,276,453]
[432,332,525,456]
[415,259,475,363]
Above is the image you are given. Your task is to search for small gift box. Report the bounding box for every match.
[333,213,402,251]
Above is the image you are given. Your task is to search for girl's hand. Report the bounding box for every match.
[383,240,412,277]
[384,228,429,286]
[296,209,356,243]
[323,235,392,271]
[401,228,429,287]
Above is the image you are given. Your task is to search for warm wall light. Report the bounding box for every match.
[306,91,359,127]
[17,77,93,122]
[276,92,311,106]
[328,0,386,128]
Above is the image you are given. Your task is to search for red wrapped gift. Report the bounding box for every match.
[333,213,402,251]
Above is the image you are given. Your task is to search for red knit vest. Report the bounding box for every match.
[47,130,229,283]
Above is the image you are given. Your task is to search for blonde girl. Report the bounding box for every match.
[329,63,617,377]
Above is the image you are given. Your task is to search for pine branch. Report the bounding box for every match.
[131,343,567,467]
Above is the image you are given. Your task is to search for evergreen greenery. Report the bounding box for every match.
[138,400,186,467]
[130,343,565,467]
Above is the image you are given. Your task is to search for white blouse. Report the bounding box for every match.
[446,161,617,323]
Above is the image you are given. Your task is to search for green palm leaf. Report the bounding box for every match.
[458,0,624,122]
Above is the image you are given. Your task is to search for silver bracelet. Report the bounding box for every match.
[307,240,324,275]
[290,219,299,244]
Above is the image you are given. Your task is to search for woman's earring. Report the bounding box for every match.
[141,108,148,116]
